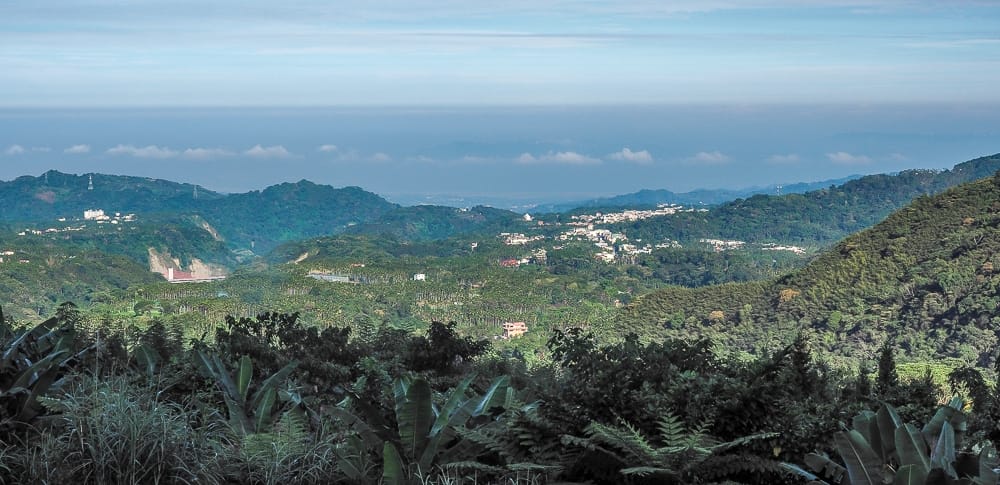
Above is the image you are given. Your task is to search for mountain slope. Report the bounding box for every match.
[622,169,1000,364]
[535,175,861,212]
[0,170,221,221]
[345,205,520,241]
[611,154,1000,246]
[195,181,399,252]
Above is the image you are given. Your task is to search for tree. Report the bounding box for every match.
[876,342,899,397]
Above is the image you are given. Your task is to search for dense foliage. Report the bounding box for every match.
[625,170,1000,364]
[612,153,1000,246]
[1,307,996,484]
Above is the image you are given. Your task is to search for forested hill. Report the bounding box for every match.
[0,173,400,253]
[0,170,222,221]
[195,181,398,252]
[535,175,860,212]
[622,170,1000,364]
[610,153,1000,246]
[345,205,520,241]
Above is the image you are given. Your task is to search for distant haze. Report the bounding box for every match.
[0,105,998,206]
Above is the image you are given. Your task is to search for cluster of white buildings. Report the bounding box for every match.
[568,204,702,225]
[17,209,137,237]
[84,209,136,224]
[499,232,545,246]
[700,239,747,251]
[761,243,808,255]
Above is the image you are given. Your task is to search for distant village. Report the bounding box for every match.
[497,204,806,265]
[15,208,137,237]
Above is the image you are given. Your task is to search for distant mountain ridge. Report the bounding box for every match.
[534,175,862,213]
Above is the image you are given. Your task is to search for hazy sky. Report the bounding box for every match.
[2,1,999,106]
[1,2,998,205]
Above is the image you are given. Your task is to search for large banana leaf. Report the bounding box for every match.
[419,375,510,470]
[237,355,252,402]
[876,404,903,461]
[893,464,928,485]
[834,429,884,485]
[383,441,406,485]
[853,411,882,461]
[922,398,966,450]
[395,376,433,462]
[929,421,957,478]
[895,423,930,473]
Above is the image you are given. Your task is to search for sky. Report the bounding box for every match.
[1,1,999,205]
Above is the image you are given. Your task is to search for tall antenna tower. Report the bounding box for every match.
[775,185,782,196]
[88,174,94,191]
[193,185,199,199]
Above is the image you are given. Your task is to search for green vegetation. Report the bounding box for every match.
[4,155,1000,481]
[2,309,998,483]
[625,170,1000,364]
[612,154,1000,246]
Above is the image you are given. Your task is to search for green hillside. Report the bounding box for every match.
[612,153,1000,246]
[622,170,1000,364]
[196,181,399,252]
[0,170,221,221]
[535,175,860,212]
[345,205,520,241]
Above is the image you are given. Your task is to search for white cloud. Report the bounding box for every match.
[64,144,90,154]
[182,147,234,160]
[890,152,908,161]
[688,151,730,164]
[4,145,25,155]
[608,147,653,163]
[106,144,178,159]
[515,152,537,163]
[767,153,800,164]
[370,152,392,161]
[461,155,491,163]
[317,144,338,152]
[515,151,600,164]
[826,151,872,164]
[244,144,292,158]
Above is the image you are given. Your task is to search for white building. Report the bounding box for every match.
[84,209,109,221]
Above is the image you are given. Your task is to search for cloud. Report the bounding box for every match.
[826,151,872,164]
[64,144,91,154]
[317,144,338,152]
[32,146,52,153]
[182,147,234,160]
[4,145,25,155]
[515,151,600,164]
[515,152,537,163]
[890,152,908,161]
[370,152,392,161]
[766,153,800,164]
[608,147,653,163]
[244,144,292,158]
[687,151,730,164]
[107,144,178,158]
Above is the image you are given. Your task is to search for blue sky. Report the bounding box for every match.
[1,2,998,205]
[2,1,999,106]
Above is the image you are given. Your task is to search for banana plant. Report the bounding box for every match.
[194,351,299,436]
[328,373,511,484]
[788,399,999,485]
[1,316,77,430]
[381,374,511,484]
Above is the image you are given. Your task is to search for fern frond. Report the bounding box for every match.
[620,465,676,477]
